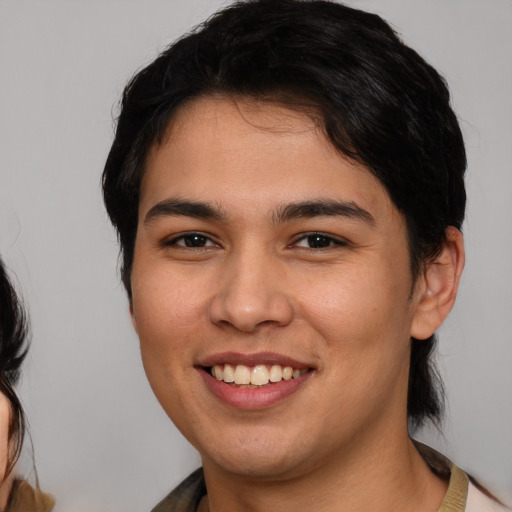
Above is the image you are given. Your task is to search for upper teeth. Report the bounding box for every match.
[211,364,306,386]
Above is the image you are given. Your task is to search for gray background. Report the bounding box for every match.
[0,1,511,510]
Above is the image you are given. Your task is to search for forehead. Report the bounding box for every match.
[141,95,399,225]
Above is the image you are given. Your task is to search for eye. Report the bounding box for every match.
[166,233,217,248]
[293,233,347,249]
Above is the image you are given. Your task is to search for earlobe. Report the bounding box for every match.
[410,227,465,340]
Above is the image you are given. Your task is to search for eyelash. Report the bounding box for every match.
[163,232,348,250]
[291,232,348,249]
[164,232,218,249]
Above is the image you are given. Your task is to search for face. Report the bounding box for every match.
[131,96,424,480]
[0,391,11,505]
[0,392,9,479]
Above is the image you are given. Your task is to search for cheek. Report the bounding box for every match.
[298,266,413,418]
[132,263,208,330]
[0,393,11,479]
[131,270,206,417]
[298,262,412,345]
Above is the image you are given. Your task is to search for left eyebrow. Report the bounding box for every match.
[272,200,375,225]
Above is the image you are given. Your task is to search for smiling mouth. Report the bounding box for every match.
[207,364,310,387]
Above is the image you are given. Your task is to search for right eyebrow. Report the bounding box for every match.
[144,198,225,224]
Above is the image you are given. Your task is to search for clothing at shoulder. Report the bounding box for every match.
[151,445,508,512]
[467,482,511,512]
[416,442,511,512]
[152,469,205,512]
[5,479,55,512]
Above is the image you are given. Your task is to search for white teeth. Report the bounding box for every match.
[213,365,223,380]
[269,365,283,382]
[282,366,293,380]
[234,365,251,385]
[210,363,307,386]
[251,365,270,386]
[223,364,235,383]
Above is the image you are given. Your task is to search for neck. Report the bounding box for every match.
[200,432,447,512]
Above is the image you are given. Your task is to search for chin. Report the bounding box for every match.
[198,431,314,481]
[209,453,301,480]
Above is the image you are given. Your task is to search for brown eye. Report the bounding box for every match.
[306,234,333,248]
[183,234,208,247]
[294,233,346,249]
[168,233,216,248]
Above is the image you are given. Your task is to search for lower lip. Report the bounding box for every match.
[198,368,312,410]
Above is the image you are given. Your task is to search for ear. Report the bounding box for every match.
[410,227,465,340]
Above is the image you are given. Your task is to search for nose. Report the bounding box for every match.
[208,251,294,333]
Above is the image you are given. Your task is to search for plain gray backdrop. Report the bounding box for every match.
[0,1,511,510]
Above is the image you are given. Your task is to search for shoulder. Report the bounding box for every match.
[414,441,510,512]
[151,468,205,512]
[466,481,511,512]
[6,479,54,512]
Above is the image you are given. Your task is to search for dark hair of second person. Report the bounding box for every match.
[0,260,28,482]
[0,260,54,512]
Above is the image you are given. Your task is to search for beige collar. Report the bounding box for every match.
[415,441,468,512]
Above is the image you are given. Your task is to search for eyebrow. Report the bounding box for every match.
[272,200,375,225]
[144,197,375,226]
[144,198,225,224]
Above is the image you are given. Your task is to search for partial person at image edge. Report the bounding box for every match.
[0,260,54,512]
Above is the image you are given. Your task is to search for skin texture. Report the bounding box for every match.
[0,392,12,508]
[130,96,464,512]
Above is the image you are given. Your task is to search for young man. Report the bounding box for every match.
[102,1,506,510]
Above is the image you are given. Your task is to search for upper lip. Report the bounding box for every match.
[198,351,313,369]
